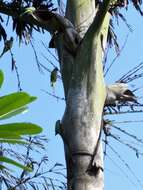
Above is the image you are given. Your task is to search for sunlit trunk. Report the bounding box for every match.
[57,1,111,189]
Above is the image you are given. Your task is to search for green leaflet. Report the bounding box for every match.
[0,156,32,172]
[0,92,36,118]
[0,139,28,144]
[0,106,28,120]
[0,122,43,136]
[0,131,21,139]
[20,7,36,17]
[0,72,43,171]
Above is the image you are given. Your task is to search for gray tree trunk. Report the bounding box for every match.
[57,1,111,189]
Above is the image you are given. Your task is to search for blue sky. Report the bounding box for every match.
[0,2,143,190]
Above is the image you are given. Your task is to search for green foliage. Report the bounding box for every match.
[0,122,42,136]
[0,156,32,171]
[20,7,36,17]
[0,106,28,120]
[0,92,36,119]
[0,70,42,171]
[0,139,28,144]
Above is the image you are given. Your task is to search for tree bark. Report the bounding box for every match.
[58,1,111,189]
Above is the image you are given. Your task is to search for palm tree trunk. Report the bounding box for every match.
[57,0,111,189]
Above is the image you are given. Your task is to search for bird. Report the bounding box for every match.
[50,67,58,87]
[105,82,137,106]
[0,37,14,58]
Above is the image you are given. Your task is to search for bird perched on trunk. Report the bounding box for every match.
[50,67,58,87]
[105,83,137,106]
[0,37,14,58]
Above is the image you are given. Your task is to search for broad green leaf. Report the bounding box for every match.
[0,70,4,88]
[0,106,28,120]
[0,139,28,144]
[0,131,21,139]
[0,122,42,135]
[0,92,36,117]
[0,156,32,171]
